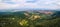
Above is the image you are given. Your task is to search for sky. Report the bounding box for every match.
[0,0,60,10]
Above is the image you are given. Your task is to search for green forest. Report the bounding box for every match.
[0,10,60,27]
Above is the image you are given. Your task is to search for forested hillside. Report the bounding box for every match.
[0,10,60,27]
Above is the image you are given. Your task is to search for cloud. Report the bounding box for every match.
[0,2,19,9]
[0,0,60,10]
[26,0,37,3]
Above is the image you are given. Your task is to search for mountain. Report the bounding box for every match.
[0,9,60,27]
[0,8,59,12]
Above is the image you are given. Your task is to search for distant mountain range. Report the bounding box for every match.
[0,8,60,12]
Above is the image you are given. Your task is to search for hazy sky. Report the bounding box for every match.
[0,0,60,10]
